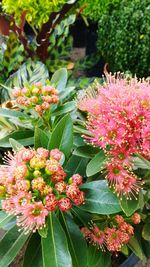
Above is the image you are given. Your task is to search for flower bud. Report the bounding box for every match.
[58,198,72,212]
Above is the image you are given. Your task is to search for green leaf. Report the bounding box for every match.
[48,114,73,158]
[9,138,24,152]
[80,188,121,214]
[128,236,144,260]
[142,223,150,241]
[87,246,101,267]
[51,101,76,117]
[60,86,75,101]
[65,155,88,177]
[60,213,87,267]
[80,180,108,190]
[97,251,111,267]
[0,130,34,147]
[34,128,49,149]
[86,151,107,177]
[38,226,48,239]
[51,68,68,92]
[121,245,129,256]
[23,234,43,267]
[119,196,139,217]
[0,211,14,229]
[41,213,72,267]
[71,206,92,226]
[73,145,100,159]
[0,225,30,267]
[2,60,49,101]
[133,156,150,170]
[0,108,23,119]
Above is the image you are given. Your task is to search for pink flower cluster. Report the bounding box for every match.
[78,76,150,198]
[81,213,140,252]
[0,148,85,233]
[12,82,59,115]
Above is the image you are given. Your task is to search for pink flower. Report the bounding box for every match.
[17,202,48,233]
[115,174,140,199]
[0,148,85,233]
[78,75,150,198]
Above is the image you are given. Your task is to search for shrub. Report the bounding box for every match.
[79,0,120,22]
[2,0,68,28]
[97,0,150,77]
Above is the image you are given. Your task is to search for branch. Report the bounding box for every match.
[36,0,79,62]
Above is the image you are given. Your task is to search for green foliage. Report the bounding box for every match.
[79,0,120,21]
[97,0,150,77]
[2,0,68,28]
[128,236,144,260]
[1,60,49,102]
[0,225,30,267]
[86,150,107,177]
[0,32,24,84]
[41,213,72,267]
[119,196,140,217]
[23,234,43,267]
[48,114,73,158]
[80,184,121,214]
[46,15,76,73]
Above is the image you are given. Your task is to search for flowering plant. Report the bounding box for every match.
[0,70,150,267]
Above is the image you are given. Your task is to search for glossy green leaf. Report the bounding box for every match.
[34,128,49,149]
[128,236,144,260]
[38,226,48,239]
[80,188,121,214]
[133,156,150,170]
[87,246,101,267]
[0,108,24,119]
[51,101,76,117]
[60,86,75,100]
[71,207,92,225]
[0,130,34,147]
[48,114,73,158]
[51,68,67,92]
[41,213,72,267]
[80,180,108,190]
[86,151,107,177]
[23,234,43,267]
[97,251,111,267]
[141,239,150,259]
[0,211,14,229]
[65,155,88,177]
[9,138,24,152]
[73,145,100,159]
[0,225,30,267]
[119,196,139,217]
[142,223,150,241]
[61,213,87,267]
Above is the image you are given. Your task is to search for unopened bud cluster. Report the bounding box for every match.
[12,82,59,115]
[0,147,85,233]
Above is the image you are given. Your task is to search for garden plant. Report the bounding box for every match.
[0,0,150,267]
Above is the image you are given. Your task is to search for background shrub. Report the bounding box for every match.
[79,0,120,22]
[97,0,150,77]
